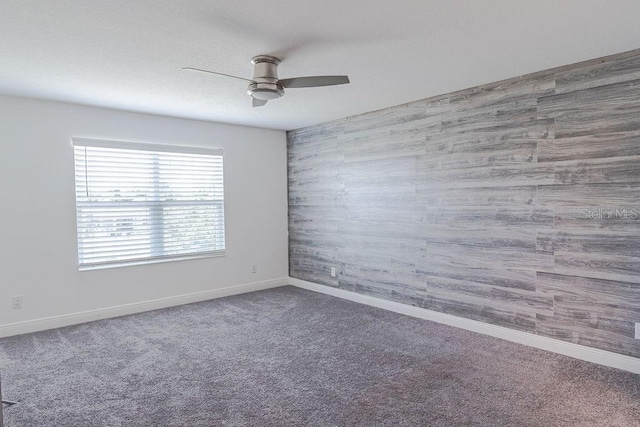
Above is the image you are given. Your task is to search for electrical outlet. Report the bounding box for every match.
[635,323,640,339]
[251,264,258,274]
[330,267,336,278]
[12,295,23,309]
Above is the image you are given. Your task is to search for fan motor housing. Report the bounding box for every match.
[247,55,284,100]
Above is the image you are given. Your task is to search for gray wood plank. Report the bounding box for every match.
[551,252,640,284]
[416,264,538,291]
[538,135,640,162]
[423,206,554,228]
[436,145,538,170]
[553,156,640,185]
[425,243,554,271]
[537,230,640,257]
[422,164,555,189]
[538,183,640,207]
[417,185,538,207]
[555,54,640,95]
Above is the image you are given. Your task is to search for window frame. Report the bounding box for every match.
[72,138,226,271]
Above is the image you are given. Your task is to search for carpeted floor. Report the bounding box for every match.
[0,286,639,427]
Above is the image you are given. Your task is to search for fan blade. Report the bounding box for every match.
[182,67,254,83]
[279,75,349,88]
[253,98,268,107]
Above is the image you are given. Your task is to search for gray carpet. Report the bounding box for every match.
[0,286,638,427]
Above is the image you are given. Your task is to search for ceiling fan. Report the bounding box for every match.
[183,55,350,107]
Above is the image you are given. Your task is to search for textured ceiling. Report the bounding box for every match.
[1,1,640,130]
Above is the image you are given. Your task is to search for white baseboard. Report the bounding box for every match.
[0,277,289,338]
[290,277,640,375]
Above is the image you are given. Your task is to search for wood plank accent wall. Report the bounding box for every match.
[287,49,640,358]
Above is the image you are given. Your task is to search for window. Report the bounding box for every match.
[73,138,225,270]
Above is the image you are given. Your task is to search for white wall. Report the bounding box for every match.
[0,95,289,328]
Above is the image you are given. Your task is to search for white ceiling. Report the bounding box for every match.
[1,1,640,131]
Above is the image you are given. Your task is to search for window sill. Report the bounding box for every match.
[78,251,226,271]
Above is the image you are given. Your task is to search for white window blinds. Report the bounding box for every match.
[73,138,225,270]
